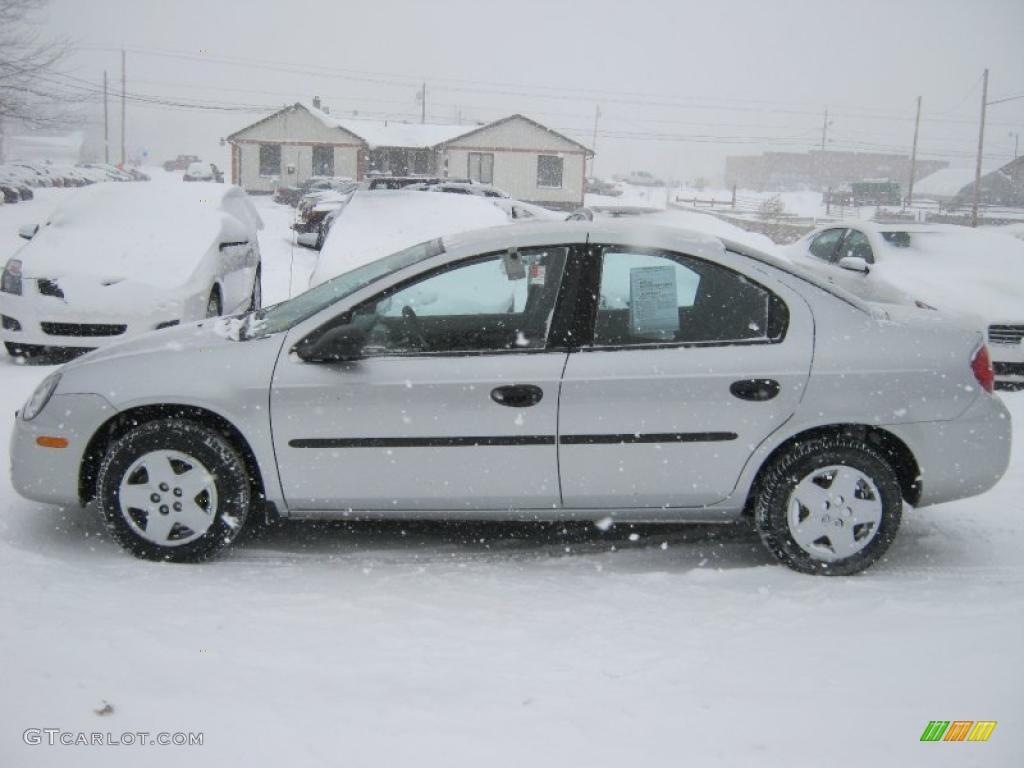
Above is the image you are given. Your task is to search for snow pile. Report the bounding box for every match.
[309,190,514,286]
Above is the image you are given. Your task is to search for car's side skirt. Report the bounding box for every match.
[287,506,745,524]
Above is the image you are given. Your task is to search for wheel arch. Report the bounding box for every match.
[79,403,271,519]
[744,423,922,513]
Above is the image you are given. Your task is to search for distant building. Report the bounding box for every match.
[725,149,947,193]
[953,156,1024,208]
[226,101,593,208]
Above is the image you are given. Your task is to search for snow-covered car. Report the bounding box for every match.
[788,222,1024,388]
[293,186,359,250]
[9,222,1011,574]
[183,162,223,183]
[0,182,263,358]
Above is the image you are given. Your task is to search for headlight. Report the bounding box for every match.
[22,372,61,421]
[1,258,22,295]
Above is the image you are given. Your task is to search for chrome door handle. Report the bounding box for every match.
[490,384,544,408]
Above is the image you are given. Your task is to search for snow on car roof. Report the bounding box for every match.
[19,182,260,288]
[309,190,516,286]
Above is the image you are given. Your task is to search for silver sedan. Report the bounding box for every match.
[9,222,1012,574]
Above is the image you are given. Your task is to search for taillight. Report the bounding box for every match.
[970,345,994,393]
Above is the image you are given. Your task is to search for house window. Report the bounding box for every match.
[413,150,432,175]
[259,144,281,176]
[468,152,494,184]
[537,155,563,188]
[312,146,334,176]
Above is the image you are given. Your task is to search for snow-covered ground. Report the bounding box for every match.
[1,179,1022,767]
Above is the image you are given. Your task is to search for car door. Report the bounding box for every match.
[557,244,814,509]
[270,245,572,512]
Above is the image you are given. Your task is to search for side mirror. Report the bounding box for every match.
[838,256,869,274]
[294,323,367,363]
[18,223,39,240]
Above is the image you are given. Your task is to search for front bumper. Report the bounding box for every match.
[990,344,1024,387]
[10,393,117,506]
[886,392,1012,508]
[0,287,180,351]
[988,326,1024,386]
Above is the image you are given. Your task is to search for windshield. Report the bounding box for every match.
[249,238,445,336]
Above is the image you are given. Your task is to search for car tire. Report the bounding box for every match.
[248,265,262,311]
[96,419,251,562]
[205,286,222,318]
[754,435,902,576]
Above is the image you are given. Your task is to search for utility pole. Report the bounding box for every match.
[120,48,126,167]
[818,107,831,192]
[906,96,922,210]
[971,68,989,228]
[103,70,109,165]
[420,82,426,124]
[590,105,601,177]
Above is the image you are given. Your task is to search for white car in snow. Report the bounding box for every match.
[788,222,1024,388]
[0,182,263,358]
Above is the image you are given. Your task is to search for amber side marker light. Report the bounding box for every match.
[36,436,68,448]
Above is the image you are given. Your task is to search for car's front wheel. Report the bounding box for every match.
[754,435,902,575]
[96,419,251,561]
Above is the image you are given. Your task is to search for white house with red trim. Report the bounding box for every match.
[226,101,593,209]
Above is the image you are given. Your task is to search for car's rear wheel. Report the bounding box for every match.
[248,265,262,311]
[205,286,222,318]
[96,419,251,561]
[754,435,902,575]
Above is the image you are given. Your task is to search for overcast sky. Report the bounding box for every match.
[37,0,1024,180]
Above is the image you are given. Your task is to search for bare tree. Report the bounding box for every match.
[0,0,77,160]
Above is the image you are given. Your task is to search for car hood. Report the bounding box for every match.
[22,273,184,316]
[57,317,287,406]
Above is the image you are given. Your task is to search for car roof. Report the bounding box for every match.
[442,219,749,260]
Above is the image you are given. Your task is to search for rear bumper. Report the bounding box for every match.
[886,393,1012,508]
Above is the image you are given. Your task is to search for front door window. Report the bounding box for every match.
[354,247,570,355]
